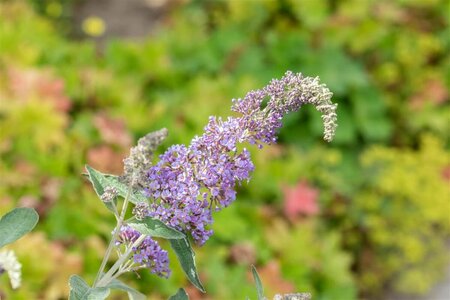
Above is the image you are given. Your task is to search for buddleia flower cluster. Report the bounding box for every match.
[75,71,336,298]
[115,226,170,278]
[123,71,337,246]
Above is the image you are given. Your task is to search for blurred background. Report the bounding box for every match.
[0,0,449,299]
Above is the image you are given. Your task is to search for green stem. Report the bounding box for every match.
[96,234,146,287]
[111,200,120,221]
[93,233,116,286]
[93,183,133,287]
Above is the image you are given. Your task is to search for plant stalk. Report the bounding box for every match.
[95,234,146,287]
[93,183,133,286]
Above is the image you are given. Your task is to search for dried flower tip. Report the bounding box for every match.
[0,250,21,289]
[137,128,169,152]
[101,186,118,203]
[132,202,149,220]
[273,293,312,300]
[232,71,337,142]
[122,128,169,187]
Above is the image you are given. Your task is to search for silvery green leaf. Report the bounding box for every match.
[85,165,118,212]
[85,165,147,211]
[168,288,189,300]
[105,278,146,300]
[69,275,90,300]
[128,217,185,239]
[105,174,147,203]
[87,288,110,300]
[251,265,265,300]
[69,275,110,300]
[170,238,205,293]
[0,207,39,248]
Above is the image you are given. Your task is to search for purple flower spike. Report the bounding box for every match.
[140,71,336,245]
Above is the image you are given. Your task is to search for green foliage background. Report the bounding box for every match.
[0,0,449,299]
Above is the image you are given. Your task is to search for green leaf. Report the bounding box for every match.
[128,217,185,239]
[170,238,205,293]
[0,207,39,248]
[69,275,90,300]
[87,288,110,300]
[85,165,147,211]
[85,165,117,212]
[251,265,265,300]
[168,288,189,300]
[69,275,110,300]
[105,278,146,300]
[105,175,147,203]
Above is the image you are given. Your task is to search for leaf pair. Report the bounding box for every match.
[69,275,146,300]
[70,275,191,300]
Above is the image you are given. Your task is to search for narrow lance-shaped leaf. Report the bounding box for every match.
[128,217,185,239]
[170,238,205,293]
[0,207,39,248]
[251,265,266,300]
[168,288,189,300]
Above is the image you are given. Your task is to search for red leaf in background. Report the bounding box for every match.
[8,68,72,113]
[442,165,450,181]
[18,178,61,218]
[409,78,449,110]
[283,180,319,221]
[93,114,132,148]
[87,145,126,174]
